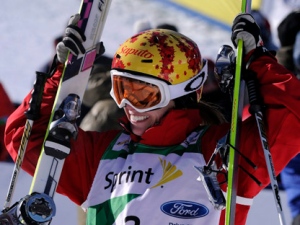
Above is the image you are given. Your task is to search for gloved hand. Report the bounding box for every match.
[56,14,86,63]
[231,13,263,55]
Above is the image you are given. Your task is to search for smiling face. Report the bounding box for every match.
[111,30,206,134]
[124,101,175,136]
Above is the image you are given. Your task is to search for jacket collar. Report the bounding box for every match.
[119,109,203,146]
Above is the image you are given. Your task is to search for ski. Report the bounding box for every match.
[29,0,111,196]
[0,0,112,224]
[225,0,252,224]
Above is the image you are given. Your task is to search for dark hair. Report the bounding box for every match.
[156,23,178,32]
[174,92,227,125]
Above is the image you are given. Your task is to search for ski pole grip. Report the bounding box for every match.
[244,70,263,115]
[25,71,48,120]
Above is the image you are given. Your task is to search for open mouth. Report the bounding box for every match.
[130,115,149,122]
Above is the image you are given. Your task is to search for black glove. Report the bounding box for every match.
[56,14,86,63]
[231,13,263,55]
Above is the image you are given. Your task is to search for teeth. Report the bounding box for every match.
[130,115,149,122]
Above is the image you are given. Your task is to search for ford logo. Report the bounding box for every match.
[160,200,209,219]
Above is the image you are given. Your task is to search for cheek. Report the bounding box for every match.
[156,112,166,122]
[149,110,167,123]
[149,116,159,126]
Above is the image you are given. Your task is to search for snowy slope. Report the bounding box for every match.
[0,0,232,104]
[0,0,295,104]
[0,0,296,224]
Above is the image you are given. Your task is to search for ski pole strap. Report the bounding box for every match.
[243,69,265,115]
[217,133,228,150]
[26,71,49,120]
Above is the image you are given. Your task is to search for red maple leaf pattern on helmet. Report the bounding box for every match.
[147,31,175,82]
[177,38,201,73]
[112,55,126,69]
[160,44,175,82]
[112,33,143,69]
[130,34,140,43]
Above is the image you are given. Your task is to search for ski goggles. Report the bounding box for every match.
[110,60,208,113]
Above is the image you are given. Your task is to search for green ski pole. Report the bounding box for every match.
[225,0,252,224]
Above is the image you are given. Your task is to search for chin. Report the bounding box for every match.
[131,125,148,136]
[132,130,144,136]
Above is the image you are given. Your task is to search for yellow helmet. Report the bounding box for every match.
[111,29,204,85]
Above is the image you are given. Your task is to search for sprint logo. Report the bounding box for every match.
[104,157,182,192]
[151,158,183,188]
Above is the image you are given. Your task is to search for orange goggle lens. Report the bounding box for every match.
[112,75,162,109]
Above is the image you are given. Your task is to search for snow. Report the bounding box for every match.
[0,0,294,104]
[0,0,296,224]
[0,0,232,104]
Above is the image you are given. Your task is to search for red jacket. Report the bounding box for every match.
[0,83,15,161]
[5,54,300,224]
